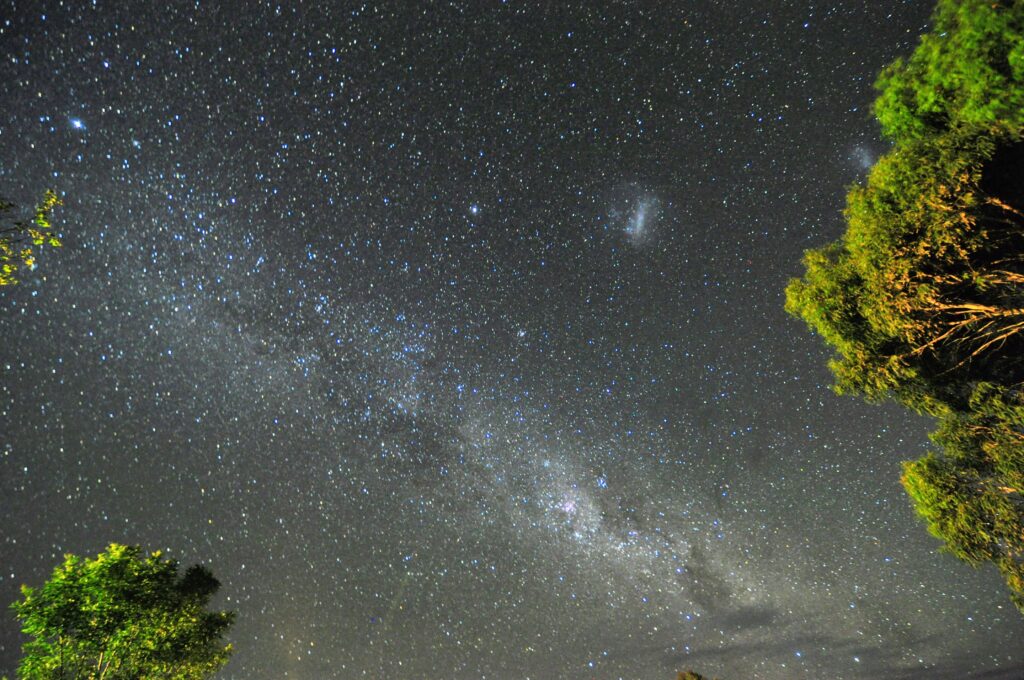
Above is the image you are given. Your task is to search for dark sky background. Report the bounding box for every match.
[2,1,1024,678]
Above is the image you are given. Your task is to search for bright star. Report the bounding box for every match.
[70,118,85,130]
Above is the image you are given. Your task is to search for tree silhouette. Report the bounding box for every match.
[677,670,720,680]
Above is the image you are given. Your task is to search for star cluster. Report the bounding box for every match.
[2,2,1024,678]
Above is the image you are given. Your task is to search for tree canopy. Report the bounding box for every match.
[874,0,1024,142]
[786,127,1024,415]
[10,543,234,679]
[0,190,62,286]
[787,0,1024,611]
[902,383,1024,609]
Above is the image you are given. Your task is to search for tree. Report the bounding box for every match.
[0,189,62,286]
[874,0,1024,143]
[786,0,1024,612]
[11,543,234,679]
[786,127,1024,416]
[901,383,1024,607]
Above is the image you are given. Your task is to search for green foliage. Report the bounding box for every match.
[787,0,1024,612]
[0,190,63,286]
[785,126,1024,415]
[875,0,1024,142]
[11,543,234,679]
[902,383,1024,607]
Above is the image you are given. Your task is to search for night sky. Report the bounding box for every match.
[2,1,1024,678]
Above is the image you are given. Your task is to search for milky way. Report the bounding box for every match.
[2,2,1024,679]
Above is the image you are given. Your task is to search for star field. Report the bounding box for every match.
[2,1,1024,678]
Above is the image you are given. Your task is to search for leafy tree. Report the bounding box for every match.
[902,383,1024,607]
[787,0,1024,612]
[875,0,1024,142]
[11,543,234,679]
[0,189,62,286]
[786,126,1024,415]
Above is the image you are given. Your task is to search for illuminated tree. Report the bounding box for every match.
[11,544,233,679]
[874,0,1024,142]
[786,0,1024,612]
[0,190,62,286]
[786,127,1024,416]
[901,383,1024,607]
